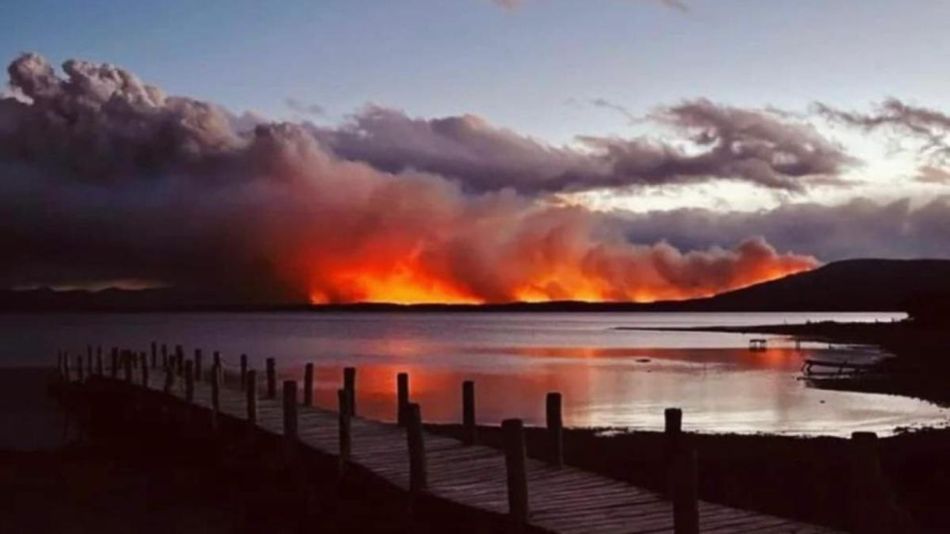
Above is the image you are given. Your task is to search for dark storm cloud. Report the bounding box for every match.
[313,99,853,195]
[618,197,950,261]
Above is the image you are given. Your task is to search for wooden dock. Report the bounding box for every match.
[56,348,839,533]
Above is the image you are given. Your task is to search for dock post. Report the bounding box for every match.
[111,348,119,378]
[503,418,529,525]
[283,381,299,454]
[150,341,157,369]
[671,447,699,534]
[194,349,203,383]
[338,388,351,479]
[141,355,149,387]
[211,363,221,414]
[184,360,194,402]
[76,355,84,382]
[123,352,133,382]
[163,364,175,394]
[175,345,183,375]
[266,358,276,399]
[240,354,248,391]
[212,352,221,383]
[246,370,258,424]
[96,350,103,376]
[665,407,683,450]
[397,372,409,425]
[546,392,564,467]
[161,344,167,368]
[463,380,476,445]
[344,367,356,416]
[303,363,314,406]
[406,403,427,495]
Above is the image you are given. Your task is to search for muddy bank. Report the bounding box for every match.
[429,423,950,532]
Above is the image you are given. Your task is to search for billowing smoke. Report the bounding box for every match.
[313,99,851,194]
[0,53,818,304]
[619,197,950,262]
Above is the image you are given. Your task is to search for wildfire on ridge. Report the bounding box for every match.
[306,251,816,305]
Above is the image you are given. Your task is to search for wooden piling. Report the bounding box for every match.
[502,418,529,524]
[184,360,194,402]
[75,354,84,382]
[111,348,119,378]
[546,392,564,467]
[194,349,203,383]
[161,343,167,367]
[95,350,103,376]
[671,447,699,534]
[397,372,409,426]
[123,352,133,382]
[665,407,683,451]
[406,402,427,494]
[141,355,149,387]
[211,363,221,414]
[338,388,351,478]
[150,341,157,369]
[240,354,248,391]
[303,363,314,406]
[175,345,183,375]
[266,358,276,399]
[463,380,476,445]
[283,380,298,442]
[163,364,174,394]
[245,370,258,424]
[212,351,221,382]
[343,367,356,416]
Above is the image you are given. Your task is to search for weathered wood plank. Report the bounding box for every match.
[92,373,835,534]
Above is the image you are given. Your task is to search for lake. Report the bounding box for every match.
[3,311,946,437]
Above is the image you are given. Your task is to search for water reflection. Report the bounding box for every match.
[1,311,944,437]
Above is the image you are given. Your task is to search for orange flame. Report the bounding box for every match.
[304,244,815,305]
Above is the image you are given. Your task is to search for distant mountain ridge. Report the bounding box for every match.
[2,259,949,312]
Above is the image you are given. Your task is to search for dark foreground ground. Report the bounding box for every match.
[2,369,948,532]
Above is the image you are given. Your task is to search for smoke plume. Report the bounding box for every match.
[0,53,817,304]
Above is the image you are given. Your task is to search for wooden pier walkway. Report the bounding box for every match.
[58,348,837,533]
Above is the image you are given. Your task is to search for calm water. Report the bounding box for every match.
[2,311,946,437]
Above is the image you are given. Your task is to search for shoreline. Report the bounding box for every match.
[618,320,950,406]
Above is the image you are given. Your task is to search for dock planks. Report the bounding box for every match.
[75,370,835,534]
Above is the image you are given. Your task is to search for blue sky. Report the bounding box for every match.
[3,0,949,145]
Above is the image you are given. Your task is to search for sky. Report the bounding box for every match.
[1,1,949,303]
